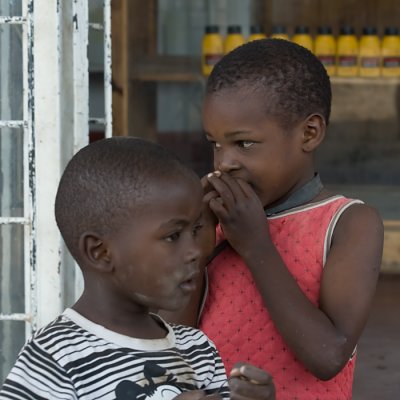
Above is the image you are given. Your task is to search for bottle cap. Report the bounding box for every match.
[340,26,355,35]
[318,26,332,35]
[272,25,287,34]
[384,26,399,36]
[227,25,242,34]
[205,25,219,34]
[250,25,264,34]
[362,26,377,35]
[295,26,309,34]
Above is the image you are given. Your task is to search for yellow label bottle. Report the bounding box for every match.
[270,25,289,41]
[359,27,381,77]
[381,27,400,77]
[224,25,245,55]
[337,26,359,77]
[314,26,336,76]
[292,26,313,52]
[201,25,223,76]
[248,25,267,42]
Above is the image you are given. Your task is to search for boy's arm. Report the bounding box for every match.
[1,340,76,399]
[207,173,384,380]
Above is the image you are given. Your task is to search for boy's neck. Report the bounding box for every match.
[72,293,168,339]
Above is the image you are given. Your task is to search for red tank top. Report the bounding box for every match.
[199,196,362,400]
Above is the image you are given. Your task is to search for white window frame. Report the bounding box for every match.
[0,0,112,341]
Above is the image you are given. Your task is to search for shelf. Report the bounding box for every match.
[331,77,400,85]
[130,55,203,82]
[130,55,400,85]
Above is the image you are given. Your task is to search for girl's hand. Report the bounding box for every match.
[229,363,275,400]
[206,172,269,255]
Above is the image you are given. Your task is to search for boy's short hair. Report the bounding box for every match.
[207,38,332,128]
[55,137,198,263]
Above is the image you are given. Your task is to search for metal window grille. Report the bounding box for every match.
[0,0,112,382]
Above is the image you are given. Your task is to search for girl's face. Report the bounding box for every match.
[202,88,314,208]
[107,177,206,312]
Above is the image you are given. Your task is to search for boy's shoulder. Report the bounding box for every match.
[159,317,219,351]
[25,311,83,351]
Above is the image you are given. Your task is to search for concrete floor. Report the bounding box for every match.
[353,274,400,399]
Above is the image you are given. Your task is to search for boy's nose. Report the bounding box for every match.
[185,238,201,265]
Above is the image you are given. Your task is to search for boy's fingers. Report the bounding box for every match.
[173,389,206,400]
[229,376,275,400]
[230,363,273,386]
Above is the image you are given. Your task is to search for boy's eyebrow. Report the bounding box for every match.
[158,212,203,230]
[158,218,189,229]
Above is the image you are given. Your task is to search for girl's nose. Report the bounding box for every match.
[214,151,240,173]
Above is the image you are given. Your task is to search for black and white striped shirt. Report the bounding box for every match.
[0,309,229,399]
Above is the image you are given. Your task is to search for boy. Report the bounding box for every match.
[0,138,275,399]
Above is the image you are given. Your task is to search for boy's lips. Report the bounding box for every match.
[179,271,199,293]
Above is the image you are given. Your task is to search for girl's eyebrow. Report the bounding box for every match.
[224,130,253,138]
[205,130,253,139]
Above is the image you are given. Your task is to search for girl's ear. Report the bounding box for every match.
[302,114,326,152]
[79,232,113,273]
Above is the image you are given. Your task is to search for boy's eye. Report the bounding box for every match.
[192,223,204,236]
[237,140,254,149]
[165,232,181,242]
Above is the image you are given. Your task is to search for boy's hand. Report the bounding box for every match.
[229,363,275,400]
[174,390,221,400]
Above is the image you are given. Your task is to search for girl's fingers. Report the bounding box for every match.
[207,172,235,209]
[218,173,249,201]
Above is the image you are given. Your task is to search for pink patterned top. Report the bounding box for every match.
[199,196,362,400]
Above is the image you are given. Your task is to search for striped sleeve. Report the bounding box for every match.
[171,324,229,398]
[0,339,76,400]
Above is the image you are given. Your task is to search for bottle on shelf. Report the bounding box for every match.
[270,25,289,40]
[336,26,359,77]
[248,25,267,42]
[359,26,381,77]
[381,27,400,77]
[292,26,313,52]
[224,25,245,54]
[201,25,224,76]
[314,26,336,76]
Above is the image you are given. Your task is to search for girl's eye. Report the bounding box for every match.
[210,141,221,150]
[238,140,254,149]
[165,232,181,242]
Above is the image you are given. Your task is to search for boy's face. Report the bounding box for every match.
[202,88,313,208]
[107,177,205,312]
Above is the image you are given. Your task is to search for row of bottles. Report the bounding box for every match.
[202,24,400,78]
[202,25,266,76]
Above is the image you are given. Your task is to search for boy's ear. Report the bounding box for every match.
[79,232,113,273]
[301,114,326,152]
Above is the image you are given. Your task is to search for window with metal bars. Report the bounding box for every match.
[0,0,112,384]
